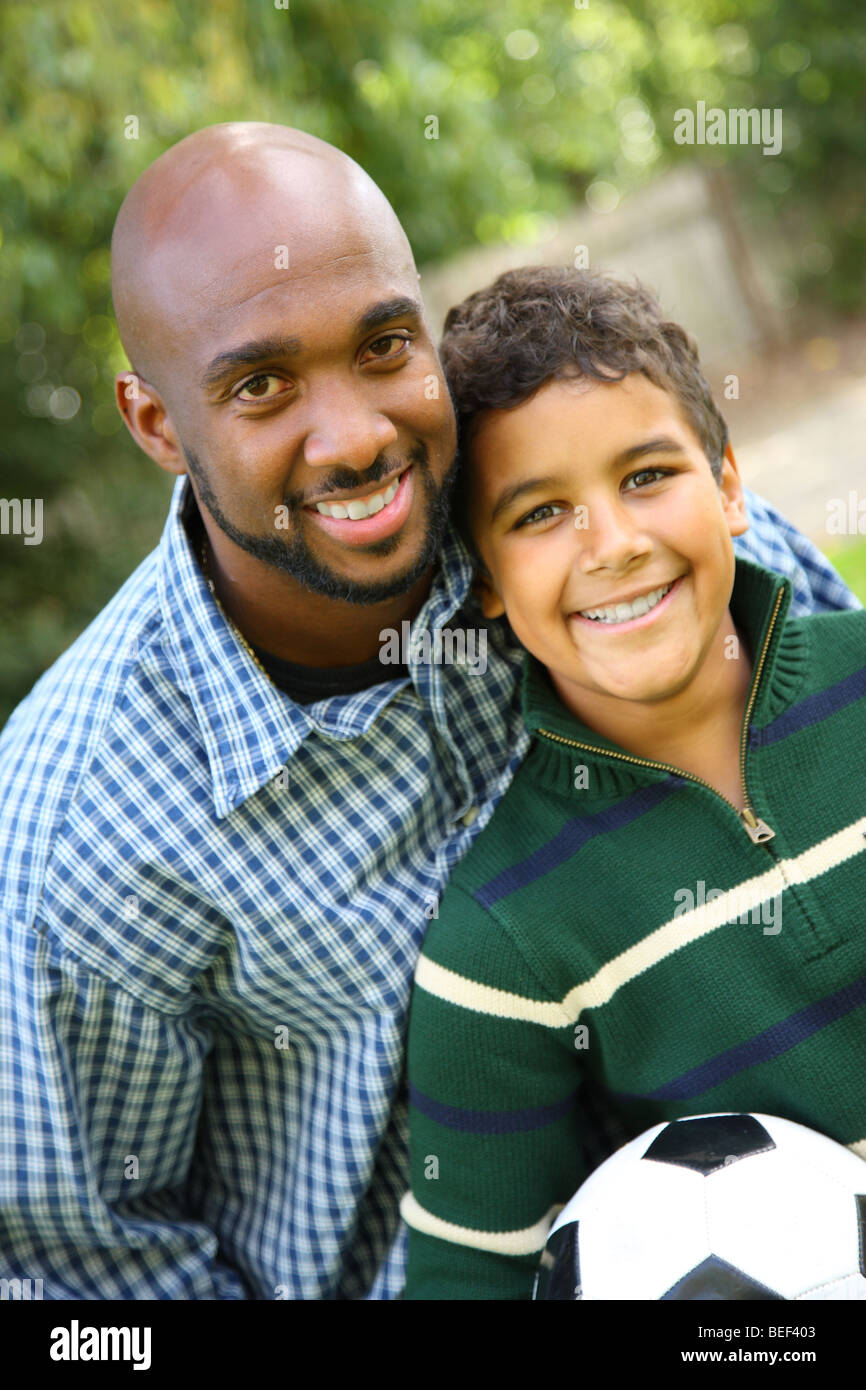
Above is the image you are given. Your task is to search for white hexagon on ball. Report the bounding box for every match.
[535,1111,866,1301]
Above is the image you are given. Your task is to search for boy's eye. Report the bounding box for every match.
[623,467,669,491]
[236,374,291,403]
[515,502,569,527]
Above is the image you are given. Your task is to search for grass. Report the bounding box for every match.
[826,537,866,605]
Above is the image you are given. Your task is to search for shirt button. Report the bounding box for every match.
[460,805,480,828]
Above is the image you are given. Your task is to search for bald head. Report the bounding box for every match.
[111,122,415,389]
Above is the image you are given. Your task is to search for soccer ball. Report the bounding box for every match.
[533,1112,866,1300]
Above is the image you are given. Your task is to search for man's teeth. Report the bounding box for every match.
[315,475,400,520]
[580,582,674,624]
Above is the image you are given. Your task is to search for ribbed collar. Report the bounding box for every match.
[520,558,807,793]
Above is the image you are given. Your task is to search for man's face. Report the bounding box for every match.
[134,164,458,605]
[467,372,748,720]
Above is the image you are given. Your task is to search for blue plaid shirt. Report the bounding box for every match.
[0,477,859,1300]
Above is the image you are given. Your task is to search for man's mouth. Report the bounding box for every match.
[304,465,414,545]
[575,578,679,626]
[312,472,403,521]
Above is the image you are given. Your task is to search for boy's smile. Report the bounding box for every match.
[467,372,750,735]
[570,574,681,631]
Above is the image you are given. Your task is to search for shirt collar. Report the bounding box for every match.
[155,477,475,819]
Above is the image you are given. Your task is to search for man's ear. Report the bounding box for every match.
[472,563,506,619]
[719,441,749,538]
[114,372,187,476]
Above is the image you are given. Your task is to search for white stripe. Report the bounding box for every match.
[848,1138,866,1161]
[400,1190,562,1256]
[418,817,866,1025]
[414,954,571,1026]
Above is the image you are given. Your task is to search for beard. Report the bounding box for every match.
[182,440,459,605]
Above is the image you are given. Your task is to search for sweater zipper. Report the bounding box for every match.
[537,587,786,845]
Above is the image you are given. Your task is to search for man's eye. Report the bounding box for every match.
[623,468,668,491]
[515,503,568,527]
[236,374,289,402]
[362,334,411,362]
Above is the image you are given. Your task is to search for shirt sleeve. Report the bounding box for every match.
[401,884,586,1300]
[0,910,249,1299]
[737,488,861,615]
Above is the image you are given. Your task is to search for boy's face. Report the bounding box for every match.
[467,372,749,718]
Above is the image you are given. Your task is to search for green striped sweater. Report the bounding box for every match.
[401,559,866,1299]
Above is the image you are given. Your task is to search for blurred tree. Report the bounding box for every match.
[1,0,864,721]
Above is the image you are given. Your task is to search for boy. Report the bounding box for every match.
[400,267,866,1299]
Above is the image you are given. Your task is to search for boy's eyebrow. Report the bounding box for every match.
[488,438,689,523]
[490,475,563,523]
[200,296,424,390]
[615,437,689,466]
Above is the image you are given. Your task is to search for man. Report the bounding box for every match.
[0,123,858,1300]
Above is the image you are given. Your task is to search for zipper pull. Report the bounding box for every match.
[741,808,775,844]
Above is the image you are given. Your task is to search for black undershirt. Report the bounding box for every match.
[249,643,410,704]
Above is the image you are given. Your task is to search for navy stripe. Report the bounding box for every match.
[475,777,685,910]
[409,1082,578,1135]
[612,971,866,1102]
[752,665,866,749]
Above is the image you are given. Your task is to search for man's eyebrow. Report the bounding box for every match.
[201,335,303,390]
[357,296,424,334]
[489,439,689,522]
[200,298,424,391]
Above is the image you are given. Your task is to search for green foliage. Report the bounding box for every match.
[1,0,864,723]
[826,539,866,606]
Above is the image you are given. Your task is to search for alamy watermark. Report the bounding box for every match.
[49,1321,151,1370]
[673,102,782,157]
[826,491,866,536]
[0,497,43,545]
[674,879,782,935]
[379,620,487,674]
[1,1277,43,1299]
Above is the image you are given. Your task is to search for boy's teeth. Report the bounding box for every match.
[580,582,674,624]
[315,475,400,520]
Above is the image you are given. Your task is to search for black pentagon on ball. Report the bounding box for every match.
[662,1254,785,1300]
[533,1220,581,1300]
[643,1114,776,1176]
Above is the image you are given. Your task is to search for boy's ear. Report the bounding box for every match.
[472,563,506,619]
[719,441,749,538]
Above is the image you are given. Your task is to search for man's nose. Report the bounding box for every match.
[300,381,399,470]
[575,497,652,573]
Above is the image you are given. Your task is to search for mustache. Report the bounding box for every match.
[289,442,430,509]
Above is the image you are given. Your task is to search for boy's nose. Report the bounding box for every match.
[573,499,653,574]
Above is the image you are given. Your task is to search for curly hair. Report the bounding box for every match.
[439,267,729,547]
